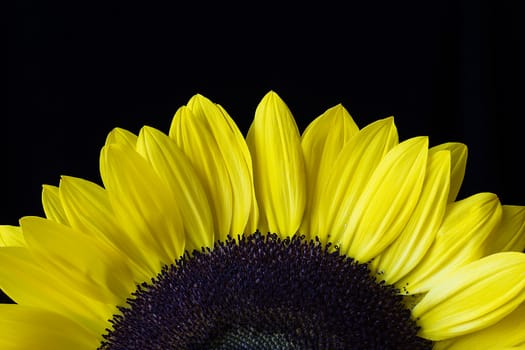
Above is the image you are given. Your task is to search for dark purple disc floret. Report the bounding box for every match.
[100,232,431,349]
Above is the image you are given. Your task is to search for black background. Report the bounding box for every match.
[4,1,524,303]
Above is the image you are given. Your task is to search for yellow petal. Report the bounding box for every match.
[170,105,233,238]
[188,97,258,233]
[0,305,99,350]
[169,94,257,238]
[100,143,185,272]
[246,91,305,235]
[435,301,525,350]
[59,176,122,246]
[485,205,525,254]
[374,149,450,284]
[105,127,137,147]
[136,126,214,249]
[0,225,25,247]
[342,136,428,262]
[431,142,467,202]
[41,185,69,225]
[58,175,150,281]
[412,252,525,341]
[314,117,398,243]
[20,216,135,304]
[212,103,260,235]
[400,192,502,294]
[0,247,112,334]
[300,104,359,235]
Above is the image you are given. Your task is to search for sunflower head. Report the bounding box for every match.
[1,91,524,349]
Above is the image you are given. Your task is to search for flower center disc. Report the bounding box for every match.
[100,233,432,349]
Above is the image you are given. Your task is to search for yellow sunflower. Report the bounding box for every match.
[1,91,524,349]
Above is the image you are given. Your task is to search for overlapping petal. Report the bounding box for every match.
[0,247,113,334]
[59,176,116,244]
[342,136,428,262]
[136,126,214,250]
[412,252,525,341]
[431,142,467,202]
[100,142,185,273]
[0,304,99,349]
[433,301,525,349]
[41,185,69,225]
[399,192,502,294]
[373,149,450,284]
[300,104,359,235]
[0,226,25,247]
[170,95,257,239]
[20,216,135,304]
[485,205,525,254]
[314,117,398,243]
[59,175,150,280]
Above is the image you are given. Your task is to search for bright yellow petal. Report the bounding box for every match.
[59,176,113,244]
[41,185,69,225]
[300,104,359,236]
[374,149,450,284]
[0,225,25,247]
[431,142,467,202]
[434,301,525,350]
[400,192,502,294]
[0,304,99,350]
[314,117,398,243]
[169,94,257,239]
[58,175,150,280]
[485,205,525,254]
[189,96,257,235]
[170,105,233,238]
[0,247,112,334]
[20,216,135,304]
[246,91,305,236]
[343,136,428,262]
[100,143,185,273]
[412,252,525,341]
[105,127,137,148]
[136,126,214,249]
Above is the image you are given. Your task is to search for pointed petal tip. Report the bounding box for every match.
[262,90,283,102]
[138,125,159,138]
[106,127,127,138]
[324,103,347,114]
[59,174,76,183]
[256,91,292,121]
[187,93,211,105]
[41,184,55,191]
[409,135,429,146]
[373,116,396,129]
[105,127,137,148]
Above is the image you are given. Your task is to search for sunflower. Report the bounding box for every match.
[1,91,524,349]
